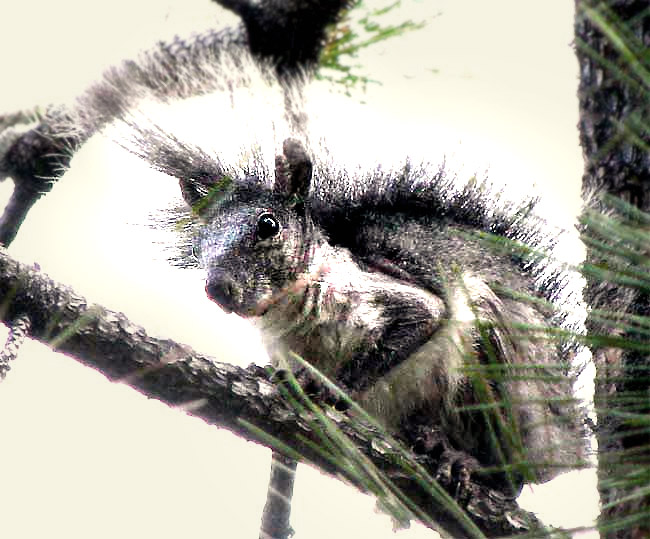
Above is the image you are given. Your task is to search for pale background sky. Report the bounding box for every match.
[0,1,597,538]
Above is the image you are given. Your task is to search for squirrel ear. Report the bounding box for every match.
[179,173,233,213]
[179,177,208,208]
[274,138,312,200]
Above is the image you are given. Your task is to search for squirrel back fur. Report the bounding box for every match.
[67,40,586,490]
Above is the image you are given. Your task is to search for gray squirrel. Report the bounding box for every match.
[0,0,585,516]
[102,41,583,493]
[179,131,586,491]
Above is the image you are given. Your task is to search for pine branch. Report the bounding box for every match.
[0,246,545,538]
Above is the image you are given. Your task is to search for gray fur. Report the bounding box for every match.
[78,43,585,489]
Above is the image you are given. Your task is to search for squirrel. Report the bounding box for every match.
[94,39,586,491]
[0,0,585,503]
[175,129,586,492]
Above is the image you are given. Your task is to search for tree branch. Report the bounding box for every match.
[214,0,353,73]
[575,1,650,536]
[260,452,297,539]
[0,0,352,248]
[0,247,545,538]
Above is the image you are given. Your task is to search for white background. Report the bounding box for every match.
[0,1,597,538]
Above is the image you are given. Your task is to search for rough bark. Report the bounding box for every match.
[575,1,650,537]
[0,247,547,538]
[259,453,297,539]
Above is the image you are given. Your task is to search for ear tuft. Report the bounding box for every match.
[274,138,312,200]
[179,177,210,208]
[179,174,233,214]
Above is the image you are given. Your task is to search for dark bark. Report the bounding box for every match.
[0,313,30,379]
[575,1,650,537]
[0,247,545,538]
[0,110,69,246]
[215,0,352,73]
[259,453,297,539]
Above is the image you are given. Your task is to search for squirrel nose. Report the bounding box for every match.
[205,271,242,313]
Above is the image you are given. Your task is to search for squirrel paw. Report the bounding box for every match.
[273,367,349,411]
[412,428,480,504]
[434,448,480,504]
[296,368,350,411]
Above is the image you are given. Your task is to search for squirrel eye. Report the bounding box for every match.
[257,212,281,240]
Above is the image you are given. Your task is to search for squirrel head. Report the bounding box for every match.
[181,139,317,316]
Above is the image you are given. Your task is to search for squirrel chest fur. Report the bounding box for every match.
[254,240,446,396]
[177,137,585,486]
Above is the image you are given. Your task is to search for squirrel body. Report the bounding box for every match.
[29,20,584,492]
[172,126,585,486]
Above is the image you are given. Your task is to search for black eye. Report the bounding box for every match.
[257,212,280,240]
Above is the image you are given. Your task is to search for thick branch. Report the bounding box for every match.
[0,247,543,538]
[214,0,353,73]
[575,2,650,537]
